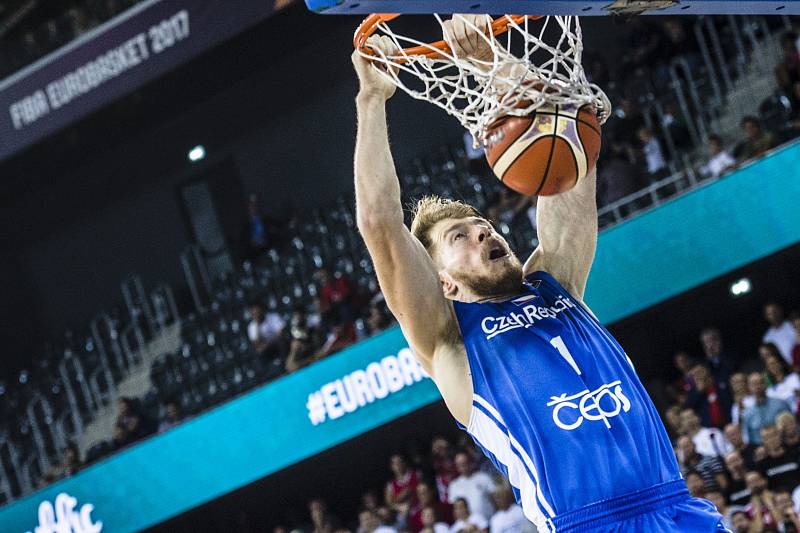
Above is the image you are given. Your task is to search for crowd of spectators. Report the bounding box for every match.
[245,301,800,533]
[270,436,537,533]
[664,302,800,532]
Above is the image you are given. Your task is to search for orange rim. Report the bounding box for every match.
[354,14,539,63]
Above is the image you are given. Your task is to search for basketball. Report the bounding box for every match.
[482,103,602,196]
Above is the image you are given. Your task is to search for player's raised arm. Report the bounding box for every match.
[523,167,598,300]
[352,39,456,372]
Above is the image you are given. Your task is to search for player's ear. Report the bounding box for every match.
[440,271,458,299]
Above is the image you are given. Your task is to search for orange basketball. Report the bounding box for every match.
[482,103,601,196]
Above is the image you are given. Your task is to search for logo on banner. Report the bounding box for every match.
[26,492,102,533]
[306,347,429,425]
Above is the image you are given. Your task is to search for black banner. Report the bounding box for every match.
[0,0,288,161]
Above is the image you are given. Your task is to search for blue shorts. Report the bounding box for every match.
[550,480,731,532]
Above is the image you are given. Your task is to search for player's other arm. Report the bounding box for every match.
[523,167,598,300]
[352,41,455,373]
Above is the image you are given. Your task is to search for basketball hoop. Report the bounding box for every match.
[354,14,611,145]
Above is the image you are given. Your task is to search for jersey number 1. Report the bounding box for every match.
[550,335,581,375]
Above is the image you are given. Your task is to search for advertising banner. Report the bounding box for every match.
[0,328,440,533]
[0,0,289,161]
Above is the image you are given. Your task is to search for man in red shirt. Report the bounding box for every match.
[317,267,356,318]
[408,481,453,532]
[385,454,421,516]
[430,437,458,504]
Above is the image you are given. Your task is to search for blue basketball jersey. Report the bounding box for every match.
[452,271,681,532]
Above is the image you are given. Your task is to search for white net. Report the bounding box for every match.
[358,14,611,145]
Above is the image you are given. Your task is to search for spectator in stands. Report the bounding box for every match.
[157,398,184,433]
[679,408,731,457]
[40,441,82,486]
[667,351,695,405]
[385,454,421,516]
[791,311,800,371]
[735,115,778,162]
[307,498,339,533]
[730,510,751,533]
[725,451,753,507]
[764,303,797,364]
[431,437,458,504]
[685,363,731,429]
[241,194,278,262]
[409,481,452,532]
[362,491,381,512]
[684,470,706,497]
[756,425,800,493]
[637,127,669,181]
[664,405,684,441]
[376,506,403,532]
[676,435,728,492]
[745,470,780,531]
[777,412,800,448]
[488,484,535,533]
[659,102,693,151]
[660,17,700,61]
[701,134,736,179]
[724,424,757,468]
[314,308,357,360]
[730,372,755,425]
[116,396,155,442]
[449,498,488,533]
[316,267,357,325]
[742,372,792,445]
[775,32,800,94]
[248,301,286,358]
[285,337,314,373]
[774,489,800,533]
[358,509,395,533]
[703,490,736,532]
[700,328,736,389]
[447,452,496,522]
[420,506,450,533]
[764,351,800,413]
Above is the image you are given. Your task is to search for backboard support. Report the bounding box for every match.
[305,0,800,15]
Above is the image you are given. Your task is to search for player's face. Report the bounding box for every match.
[432,217,523,300]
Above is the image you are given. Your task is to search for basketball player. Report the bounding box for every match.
[352,16,729,533]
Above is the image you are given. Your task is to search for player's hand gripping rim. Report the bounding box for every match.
[352,35,398,101]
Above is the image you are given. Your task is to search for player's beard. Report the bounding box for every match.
[453,254,524,299]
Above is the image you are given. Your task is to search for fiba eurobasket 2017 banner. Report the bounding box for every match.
[0,327,440,533]
[0,0,293,162]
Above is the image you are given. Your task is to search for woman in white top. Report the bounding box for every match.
[765,351,800,413]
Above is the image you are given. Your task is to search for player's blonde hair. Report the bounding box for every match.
[410,196,482,254]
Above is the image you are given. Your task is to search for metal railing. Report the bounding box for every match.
[0,278,181,503]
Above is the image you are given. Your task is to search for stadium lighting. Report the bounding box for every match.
[188,145,206,162]
[730,278,752,297]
